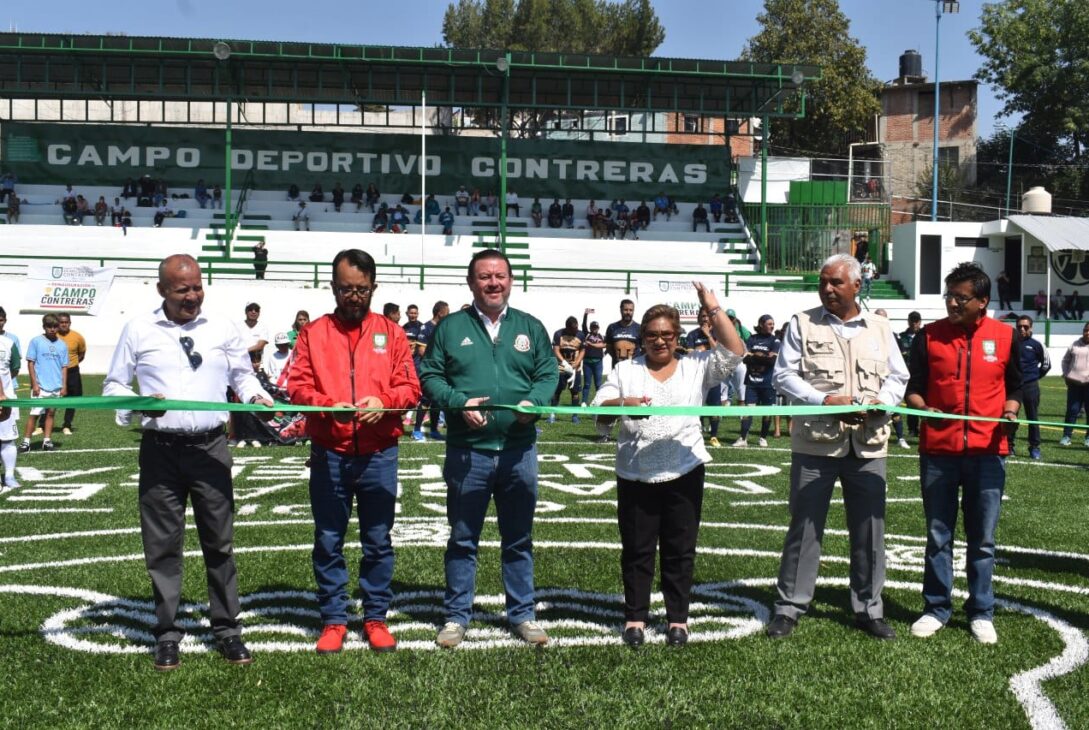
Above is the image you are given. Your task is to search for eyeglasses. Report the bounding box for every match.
[179,336,203,370]
[942,292,977,306]
[333,285,374,299]
[643,330,678,342]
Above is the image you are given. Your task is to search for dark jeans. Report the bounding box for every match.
[1008,379,1041,449]
[309,444,399,623]
[701,384,721,438]
[61,366,82,429]
[1062,381,1089,438]
[740,384,774,438]
[617,465,704,624]
[581,358,604,403]
[138,431,240,643]
[920,454,1005,622]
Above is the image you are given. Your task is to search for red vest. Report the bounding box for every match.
[919,316,1015,455]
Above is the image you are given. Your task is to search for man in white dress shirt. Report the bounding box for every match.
[104,254,273,671]
[766,253,908,641]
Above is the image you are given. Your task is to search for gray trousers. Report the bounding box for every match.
[138,431,241,643]
[774,452,887,620]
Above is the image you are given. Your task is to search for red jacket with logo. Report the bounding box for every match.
[289,311,420,455]
[905,314,1022,456]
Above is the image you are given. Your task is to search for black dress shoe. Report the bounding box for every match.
[218,636,254,665]
[621,626,644,649]
[765,615,797,639]
[855,616,897,640]
[153,641,180,671]
[666,626,688,647]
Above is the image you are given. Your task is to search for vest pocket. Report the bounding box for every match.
[862,413,891,446]
[799,415,845,443]
[855,359,889,398]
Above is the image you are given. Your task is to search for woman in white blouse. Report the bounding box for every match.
[593,283,745,648]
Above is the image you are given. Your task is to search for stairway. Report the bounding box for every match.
[471,219,533,282]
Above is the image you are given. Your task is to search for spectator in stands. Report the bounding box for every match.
[119,207,132,234]
[586,199,600,227]
[562,198,575,228]
[309,184,324,203]
[692,203,710,232]
[195,179,211,209]
[253,241,268,280]
[424,193,441,224]
[602,209,618,239]
[60,195,78,225]
[331,182,345,212]
[213,184,223,209]
[724,191,738,223]
[667,196,680,217]
[60,184,77,205]
[293,201,311,232]
[93,196,108,226]
[350,183,364,211]
[653,192,671,221]
[470,188,482,216]
[616,207,633,240]
[241,302,270,357]
[383,302,401,324]
[287,183,300,202]
[153,200,174,227]
[121,177,137,200]
[5,194,18,224]
[390,205,410,233]
[709,193,724,223]
[138,175,156,206]
[153,179,168,207]
[588,201,606,239]
[484,191,497,217]
[634,201,651,233]
[547,199,563,228]
[1066,291,1083,320]
[365,183,380,212]
[56,312,85,437]
[530,197,543,227]
[505,190,521,217]
[438,206,455,235]
[74,195,93,225]
[610,199,628,219]
[454,185,470,216]
[0,172,15,203]
[372,203,389,233]
[1052,289,1067,320]
[400,192,414,205]
[1034,290,1047,317]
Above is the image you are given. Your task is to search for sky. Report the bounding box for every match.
[5,0,1007,139]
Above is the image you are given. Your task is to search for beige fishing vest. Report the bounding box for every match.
[791,306,892,458]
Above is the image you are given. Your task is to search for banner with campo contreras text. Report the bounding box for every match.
[634,276,728,321]
[24,264,116,315]
[1,122,730,202]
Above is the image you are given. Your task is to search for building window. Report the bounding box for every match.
[938,147,959,167]
[726,119,741,135]
[683,114,699,133]
[954,237,988,248]
[609,114,628,136]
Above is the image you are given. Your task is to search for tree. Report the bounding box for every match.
[742,0,881,157]
[970,0,1089,161]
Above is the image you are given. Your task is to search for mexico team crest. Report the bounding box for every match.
[514,334,531,352]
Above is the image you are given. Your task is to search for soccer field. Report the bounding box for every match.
[2,376,1087,729]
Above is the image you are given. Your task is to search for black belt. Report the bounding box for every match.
[145,427,225,445]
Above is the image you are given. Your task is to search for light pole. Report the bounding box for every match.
[497,54,511,252]
[213,41,234,255]
[930,1,959,222]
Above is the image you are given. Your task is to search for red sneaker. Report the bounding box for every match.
[316,624,347,654]
[363,620,397,653]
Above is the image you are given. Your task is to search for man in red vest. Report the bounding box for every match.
[904,262,1022,645]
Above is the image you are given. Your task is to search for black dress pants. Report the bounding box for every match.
[61,366,82,428]
[616,465,704,624]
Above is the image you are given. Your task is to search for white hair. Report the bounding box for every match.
[821,253,862,283]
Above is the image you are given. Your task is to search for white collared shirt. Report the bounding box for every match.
[473,304,509,342]
[103,307,270,433]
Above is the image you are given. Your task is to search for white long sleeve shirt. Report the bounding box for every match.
[103,307,269,433]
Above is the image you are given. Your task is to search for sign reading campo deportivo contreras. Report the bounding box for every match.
[24,264,117,316]
[1,122,729,201]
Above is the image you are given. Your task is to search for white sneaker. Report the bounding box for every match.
[757,437,768,448]
[970,619,998,644]
[910,614,944,638]
[732,437,747,448]
[250,440,263,448]
[899,438,910,449]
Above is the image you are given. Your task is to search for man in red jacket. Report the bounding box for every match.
[904,262,1021,645]
[289,249,420,654]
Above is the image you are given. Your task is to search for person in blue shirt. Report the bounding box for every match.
[653,192,671,221]
[412,301,449,440]
[438,206,455,235]
[1010,315,1050,459]
[734,314,780,447]
[684,308,724,446]
[20,314,68,453]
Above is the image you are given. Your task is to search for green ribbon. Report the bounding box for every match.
[0,396,1082,430]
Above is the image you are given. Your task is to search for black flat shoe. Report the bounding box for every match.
[153,641,180,671]
[621,626,644,649]
[766,615,797,639]
[218,636,253,665]
[666,626,688,647]
[855,616,897,640]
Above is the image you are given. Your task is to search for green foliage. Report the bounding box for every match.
[969,0,1089,160]
[975,125,1089,216]
[743,0,881,157]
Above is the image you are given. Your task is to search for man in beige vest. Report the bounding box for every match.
[766,253,908,640]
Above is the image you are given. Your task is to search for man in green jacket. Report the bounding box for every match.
[419,249,558,648]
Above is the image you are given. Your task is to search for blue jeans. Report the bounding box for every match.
[309,444,398,624]
[443,444,538,626]
[1062,381,1089,438]
[581,358,604,403]
[920,454,1005,622]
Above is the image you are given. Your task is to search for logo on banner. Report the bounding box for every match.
[25,264,116,315]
